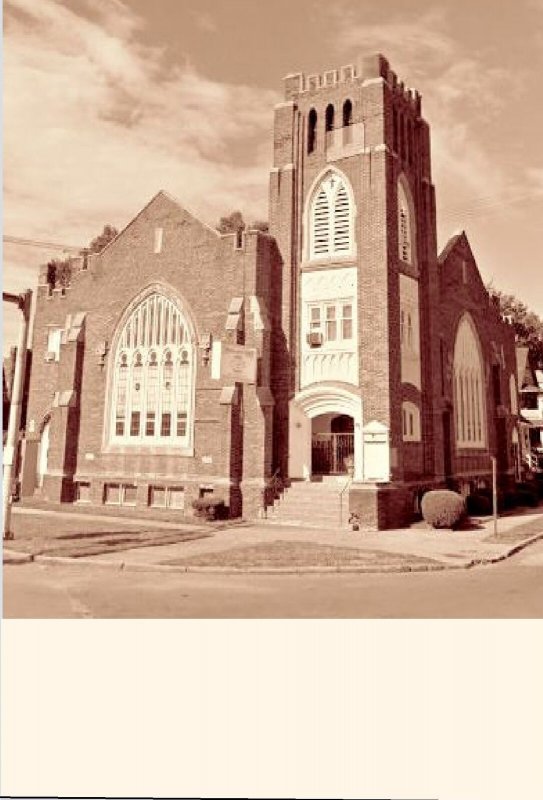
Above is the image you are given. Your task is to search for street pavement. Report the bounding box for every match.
[3,503,543,617]
[4,538,543,618]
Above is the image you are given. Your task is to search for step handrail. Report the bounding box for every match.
[339,474,353,527]
[264,468,283,518]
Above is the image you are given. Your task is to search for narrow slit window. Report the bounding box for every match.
[308,108,317,154]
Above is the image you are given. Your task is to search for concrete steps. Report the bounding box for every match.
[265,479,351,529]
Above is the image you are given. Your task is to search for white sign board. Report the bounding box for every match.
[362,420,390,482]
[215,342,257,383]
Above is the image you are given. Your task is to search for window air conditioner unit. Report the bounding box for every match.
[307,332,323,347]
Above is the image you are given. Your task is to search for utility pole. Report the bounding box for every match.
[3,289,32,540]
[491,455,498,537]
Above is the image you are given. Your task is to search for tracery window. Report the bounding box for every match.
[309,172,354,260]
[453,315,486,449]
[110,293,193,446]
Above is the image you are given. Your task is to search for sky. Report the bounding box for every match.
[3,0,543,352]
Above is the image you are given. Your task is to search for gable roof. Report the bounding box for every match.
[438,230,476,265]
[97,190,220,258]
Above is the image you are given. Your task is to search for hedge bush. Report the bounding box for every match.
[192,498,227,521]
[515,488,539,507]
[466,493,492,516]
[421,490,466,529]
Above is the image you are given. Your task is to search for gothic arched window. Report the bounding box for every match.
[309,172,354,260]
[398,177,415,265]
[453,315,486,448]
[110,292,194,446]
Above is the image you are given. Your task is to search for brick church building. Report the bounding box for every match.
[21,54,519,528]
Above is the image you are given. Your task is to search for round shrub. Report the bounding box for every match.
[421,490,466,529]
[502,490,518,510]
[515,489,539,508]
[466,492,492,516]
[192,498,227,520]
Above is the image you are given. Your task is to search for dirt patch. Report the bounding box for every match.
[161,540,441,569]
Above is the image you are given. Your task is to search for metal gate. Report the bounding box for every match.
[312,433,354,475]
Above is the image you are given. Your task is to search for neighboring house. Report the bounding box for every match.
[517,346,543,472]
[20,53,519,528]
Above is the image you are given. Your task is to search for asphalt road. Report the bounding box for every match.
[3,539,543,618]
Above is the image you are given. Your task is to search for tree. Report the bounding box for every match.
[488,286,543,367]
[216,211,245,236]
[88,224,118,253]
[46,257,72,290]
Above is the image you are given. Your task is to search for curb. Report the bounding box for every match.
[465,532,543,568]
[30,554,460,574]
[2,550,33,565]
[6,531,543,575]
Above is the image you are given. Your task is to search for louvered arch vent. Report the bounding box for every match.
[309,173,353,259]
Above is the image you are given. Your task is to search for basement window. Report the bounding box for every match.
[104,483,121,505]
[149,485,167,508]
[123,484,137,506]
[75,482,91,503]
[148,485,185,509]
[169,487,185,510]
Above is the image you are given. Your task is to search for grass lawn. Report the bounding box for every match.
[162,540,441,569]
[6,514,211,557]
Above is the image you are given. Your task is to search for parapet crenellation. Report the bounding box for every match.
[283,53,421,115]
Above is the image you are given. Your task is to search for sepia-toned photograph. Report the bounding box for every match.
[3,4,543,800]
[3,0,543,619]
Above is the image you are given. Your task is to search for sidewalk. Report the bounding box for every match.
[4,503,543,573]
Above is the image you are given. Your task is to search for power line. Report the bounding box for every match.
[3,235,82,253]
[439,189,543,221]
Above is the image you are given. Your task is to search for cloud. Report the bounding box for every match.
[329,3,526,219]
[191,10,218,33]
[3,0,282,351]
[3,0,280,251]
[331,6,453,79]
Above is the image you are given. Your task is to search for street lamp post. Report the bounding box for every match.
[3,290,32,540]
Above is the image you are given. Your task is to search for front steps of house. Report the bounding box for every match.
[264,477,351,529]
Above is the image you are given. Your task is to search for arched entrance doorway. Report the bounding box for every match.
[289,386,363,480]
[312,413,354,475]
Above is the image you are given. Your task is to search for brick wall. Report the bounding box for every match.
[437,233,518,489]
[25,192,281,518]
